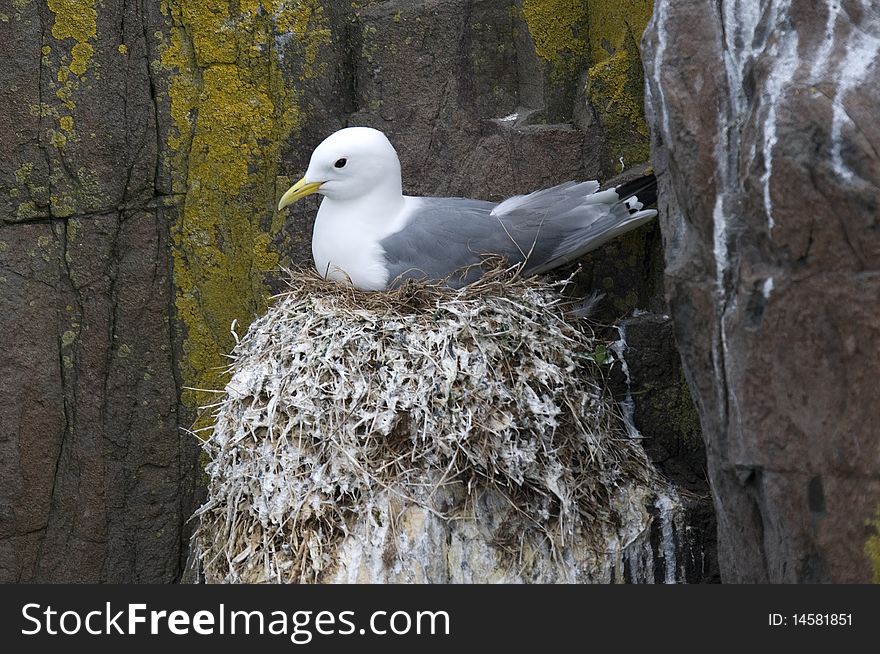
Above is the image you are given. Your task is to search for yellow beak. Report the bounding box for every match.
[277,177,323,211]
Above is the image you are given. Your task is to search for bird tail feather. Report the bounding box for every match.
[522,173,659,275]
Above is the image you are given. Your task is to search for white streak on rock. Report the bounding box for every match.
[830,5,880,184]
[717,1,800,233]
[624,529,656,583]
[711,185,736,423]
[712,193,728,291]
[655,492,680,584]
[719,0,762,118]
[610,324,641,441]
[759,8,800,232]
[712,0,764,288]
[651,0,672,143]
[811,1,841,81]
[762,276,774,299]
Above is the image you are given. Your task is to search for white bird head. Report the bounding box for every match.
[277,127,403,209]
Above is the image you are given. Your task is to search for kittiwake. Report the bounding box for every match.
[277,127,657,291]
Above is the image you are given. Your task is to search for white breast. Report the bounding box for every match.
[311,197,415,291]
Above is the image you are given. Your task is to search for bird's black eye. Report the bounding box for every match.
[334,157,347,169]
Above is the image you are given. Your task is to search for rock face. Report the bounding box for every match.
[0,0,199,582]
[610,312,719,582]
[1,0,710,581]
[643,0,880,582]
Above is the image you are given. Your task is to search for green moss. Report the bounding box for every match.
[612,289,639,314]
[867,507,880,583]
[158,1,331,429]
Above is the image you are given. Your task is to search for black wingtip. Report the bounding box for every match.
[614,173,658,211]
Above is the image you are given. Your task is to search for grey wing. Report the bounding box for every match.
[380,181,658,287]
[379,197,530,288]
[489,180,658,276]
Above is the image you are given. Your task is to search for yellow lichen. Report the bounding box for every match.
[521,0,588,70]
[50,129,65,149]
[521,0,653,163]
[585,0,653,164]
[45,165,99,218]
[587,46,649,164]
[69,42,94,76]
[585,0,653,65]
[118,43,128,55]
[14,162,34,185]
[272,1,332,78]
[46,0,97,149]
[61,330,77,348]
[158,1,331,427]
[867,507,880,583]
[12,162,48,219]
[47,0,96,42]
[66,217,79,242]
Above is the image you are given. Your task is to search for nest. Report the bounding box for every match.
[192,266,663,583]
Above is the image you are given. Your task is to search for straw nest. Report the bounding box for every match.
[192,266,665,583]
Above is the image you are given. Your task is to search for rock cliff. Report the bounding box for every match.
[644,0,880,582]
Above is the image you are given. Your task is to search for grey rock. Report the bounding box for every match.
[644,0,880,582]
[0,3,197,582]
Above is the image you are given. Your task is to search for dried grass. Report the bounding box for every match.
[192,265,657,583]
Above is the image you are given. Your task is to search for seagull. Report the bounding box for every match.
[277,127,657,291]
